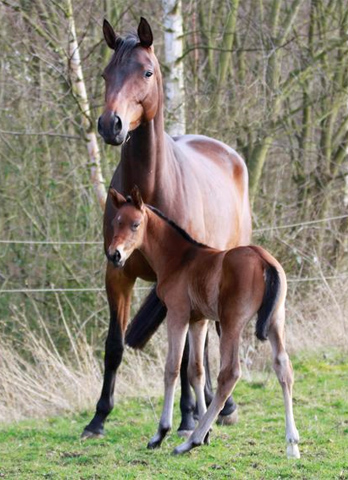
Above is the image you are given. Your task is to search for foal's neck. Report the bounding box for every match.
[140,207,197,278]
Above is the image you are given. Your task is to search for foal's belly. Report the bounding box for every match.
[188,278,220,322]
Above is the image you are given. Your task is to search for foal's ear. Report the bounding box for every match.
[103,19,118,49]
[109,188,126,209]
[137,17,153,48]
[130,185,144,210]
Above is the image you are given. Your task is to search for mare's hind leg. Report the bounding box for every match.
[82,264,135,439]
[177,335,196,436]
[188,320,209,422]
[268,305,300,459]
[174,328,242,454]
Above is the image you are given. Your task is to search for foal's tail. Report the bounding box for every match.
[255,264,281,341]
[125,285,167,349]
[248,243,286,343]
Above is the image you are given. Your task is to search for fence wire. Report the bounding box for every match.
[1,213,347,294]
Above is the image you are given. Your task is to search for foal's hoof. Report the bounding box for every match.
[287,443,300,459]
[80,428,104,440]
[216,407,238,426]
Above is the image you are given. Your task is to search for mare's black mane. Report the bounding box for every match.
[111,32,140,65]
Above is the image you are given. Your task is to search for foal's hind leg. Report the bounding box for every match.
[268,306,300,459]
[200,324,238,426]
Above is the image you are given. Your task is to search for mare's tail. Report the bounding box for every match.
[125,285,167,349]
[255,264,281,341]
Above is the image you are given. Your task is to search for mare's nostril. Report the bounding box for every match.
[113,115,122,135]
[97,116,103,134]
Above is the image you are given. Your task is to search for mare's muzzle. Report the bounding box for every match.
[98,112,125,145]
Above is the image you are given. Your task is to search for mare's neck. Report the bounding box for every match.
[120,95,169,204]
[140,208,194,279]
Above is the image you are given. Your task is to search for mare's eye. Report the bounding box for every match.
[132,222,140,231]
[144,70,153,78]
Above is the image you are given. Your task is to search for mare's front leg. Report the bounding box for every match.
[82,263,135,438]
[148,310,189,449]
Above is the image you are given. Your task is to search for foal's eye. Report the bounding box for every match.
[131,222,140,231]
[144,70,153,78]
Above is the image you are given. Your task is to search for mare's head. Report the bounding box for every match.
[98,17,162,145]
[107,186,146,267]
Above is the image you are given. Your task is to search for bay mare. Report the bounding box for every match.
[82,18,251,439]
[107,186,300,458]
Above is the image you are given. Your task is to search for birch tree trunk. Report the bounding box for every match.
[67,0,106,210]
[163,0,186,136]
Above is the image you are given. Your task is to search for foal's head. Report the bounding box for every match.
[107,187,146,267]
[98,17,162,145]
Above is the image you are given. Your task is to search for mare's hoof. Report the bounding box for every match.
[172,442,192,455]
[287,443,300,459]
[177,429,194,439]
[203,431,210,445]
[80,428,104,440]
[216,407,238,426]
[147,439,162,449]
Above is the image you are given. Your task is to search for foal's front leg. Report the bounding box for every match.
[174,329,242,455]
[148,311,189,449]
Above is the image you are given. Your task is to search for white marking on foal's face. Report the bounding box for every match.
[116,244,127,263]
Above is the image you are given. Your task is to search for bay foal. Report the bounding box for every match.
[107,187,300,458]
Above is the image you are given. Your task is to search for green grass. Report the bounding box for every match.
[0,352,347,479]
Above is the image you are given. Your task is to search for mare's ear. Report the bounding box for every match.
[109,188,126,209]
[130,185,144,210]
[103,19,118,49]
[137,17,153,48]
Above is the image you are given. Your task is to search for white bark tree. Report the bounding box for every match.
[67,0,106,210]
[163,0,186,136]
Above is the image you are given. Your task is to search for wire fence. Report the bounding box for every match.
[0,213,347,294]
[0,213,347,245]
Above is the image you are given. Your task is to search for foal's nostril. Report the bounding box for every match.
[115,250,121,262]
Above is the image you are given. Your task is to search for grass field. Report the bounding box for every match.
[0,352,347,480]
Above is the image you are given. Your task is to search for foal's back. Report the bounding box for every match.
[187,245,279,325]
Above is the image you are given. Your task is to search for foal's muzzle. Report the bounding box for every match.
[107,249,125,268]
[98,113,125,145]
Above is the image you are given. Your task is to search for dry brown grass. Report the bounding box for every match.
[0,278,347,423]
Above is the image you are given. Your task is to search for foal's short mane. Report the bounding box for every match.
[147,205,208,249]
